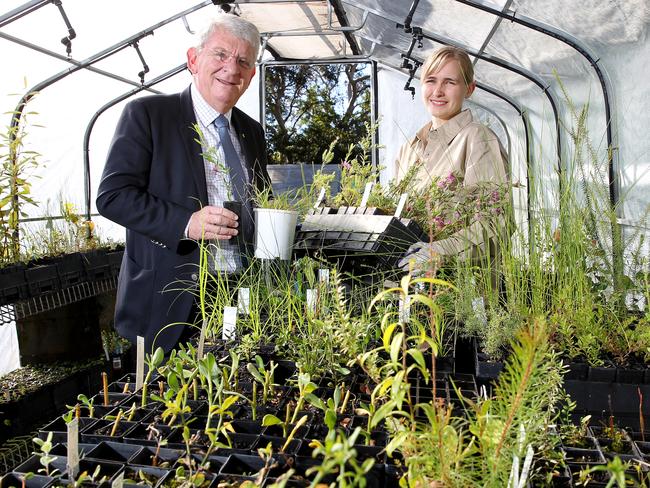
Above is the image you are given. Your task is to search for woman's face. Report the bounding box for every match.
[421,59,475,122]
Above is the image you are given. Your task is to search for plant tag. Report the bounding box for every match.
[314,188,326,208]
[111,472,124,488]
[111,355,122,371]
[238,288,250,314]
[222,306,237,341]
[471,297,487,326]
[394,193,408,217]
[399,295,411,324]
[67,418,79,479]
[197,318,207,360]
[136,336,145,391]
[318,268,330,285]
[306,289,317,313]
[360,182,373,207]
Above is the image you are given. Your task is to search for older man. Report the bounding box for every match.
[97,14,270,353]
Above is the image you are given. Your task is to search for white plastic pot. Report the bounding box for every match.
[253,208,299,260]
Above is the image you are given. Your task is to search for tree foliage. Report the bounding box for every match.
[264,63,371,165]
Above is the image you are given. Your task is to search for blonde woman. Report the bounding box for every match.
[396,46,509,272]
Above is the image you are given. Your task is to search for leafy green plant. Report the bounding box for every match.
[246,355,277,405]
[193,123,232,201]
[31,432,58,476]
[0,98,41,264]
[307,426,375,487]
[141,346,165,407]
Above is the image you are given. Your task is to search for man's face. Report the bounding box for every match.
[421,59,475,123]
[187,28,256,113]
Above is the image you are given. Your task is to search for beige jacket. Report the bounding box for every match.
[394,109,509,258]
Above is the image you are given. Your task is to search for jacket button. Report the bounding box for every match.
[191,273,198,281]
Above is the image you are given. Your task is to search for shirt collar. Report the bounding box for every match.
[415,109,473,146]
[190,83,233,127]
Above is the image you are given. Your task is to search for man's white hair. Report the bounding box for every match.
[195,13,260,58]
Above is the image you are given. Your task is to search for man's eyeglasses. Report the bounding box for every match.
[210,48,254,70]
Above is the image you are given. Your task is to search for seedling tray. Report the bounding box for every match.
[294,213,420,271]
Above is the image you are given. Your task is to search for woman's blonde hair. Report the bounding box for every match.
[420,46,474,86]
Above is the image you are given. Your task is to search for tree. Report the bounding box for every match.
[264,63,371,165]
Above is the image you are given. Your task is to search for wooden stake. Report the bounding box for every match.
[102,372,109,407]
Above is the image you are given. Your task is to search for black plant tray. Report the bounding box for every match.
[294,212,420,272]
[565,381,650,429]
[0,247,124,308]
[0,263,28,303]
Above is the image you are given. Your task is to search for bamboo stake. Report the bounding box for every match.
[102,372,109,407]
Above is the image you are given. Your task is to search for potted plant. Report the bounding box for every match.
[252,187,303,261]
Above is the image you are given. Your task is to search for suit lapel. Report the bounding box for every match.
[179,86,209,206]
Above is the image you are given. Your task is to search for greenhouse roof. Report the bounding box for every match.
[2,0,650,234]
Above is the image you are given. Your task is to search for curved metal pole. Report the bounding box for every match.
[475,82,533,237]
[453,0,618,207]
[473,83,530,172]
[339,2,562,178]
[9,1,213,142]
[82,64,187,220]
[416,31,562,180]
[0,31,162,95]
[6,0,212,245]
[453,0,624,300]
[466,97,512,161]
[0,0,52,27]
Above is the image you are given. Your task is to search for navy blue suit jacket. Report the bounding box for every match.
[96,86,269,353]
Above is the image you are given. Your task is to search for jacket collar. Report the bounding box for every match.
[415,109,474,147]
[180,85,209,205]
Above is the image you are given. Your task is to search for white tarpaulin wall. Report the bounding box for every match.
[1,0,649,250]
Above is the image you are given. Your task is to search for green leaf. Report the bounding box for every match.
[151,347,165,368]
[305,393,326,412]
[407,348,426,371]
[390,332,403,364]
[382,322,398,351]
[262,414,283,427]
[369,402,395,430]
[246,363,264,384]
[324,408,336,431]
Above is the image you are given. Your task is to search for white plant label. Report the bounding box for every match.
[314,188,326,208]
[111,472,124,488]
[67,418,79,479]
[306,289,317,313]
[238,288,250,314]
[135,336,145,391]
[222,306,237,341]
[471,296,488,326]
[318,268,330,285]
[399,295,411,324]
[360,182,373,207]
[394,193,408,217]
[197,318,207,360]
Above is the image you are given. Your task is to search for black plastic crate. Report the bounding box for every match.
[82,250,111,281]
[25,263,61,296]
[57,252,85,288]
[0,263,28,304]
[107,250,124,277]
[294,213,420,272]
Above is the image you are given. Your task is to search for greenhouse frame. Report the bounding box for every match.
[1,1,650,486]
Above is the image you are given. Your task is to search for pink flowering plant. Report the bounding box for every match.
[404,172,510,241]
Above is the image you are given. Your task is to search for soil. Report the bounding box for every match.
[0,358,104,403]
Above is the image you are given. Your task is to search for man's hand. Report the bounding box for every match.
[187,206,238,240]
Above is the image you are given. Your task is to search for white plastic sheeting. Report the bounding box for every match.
[0,310,20,376]
[1,0,649,246]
